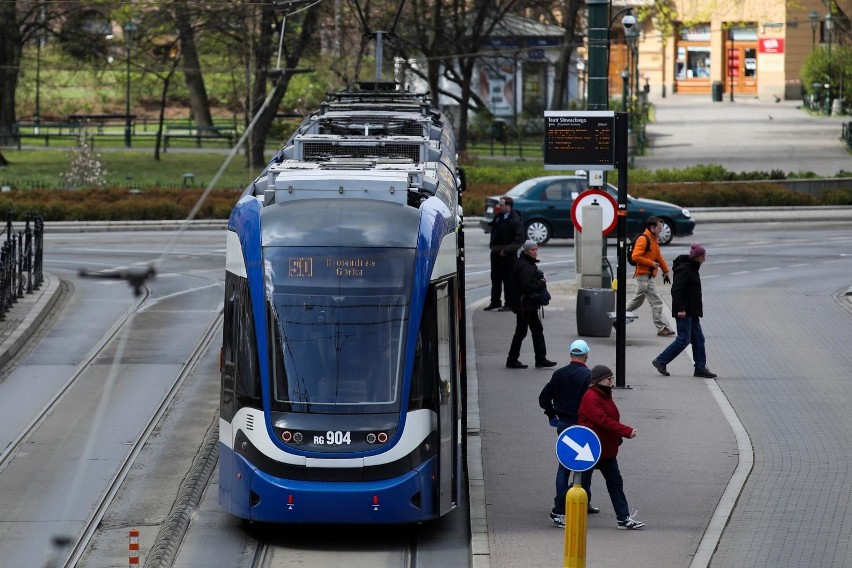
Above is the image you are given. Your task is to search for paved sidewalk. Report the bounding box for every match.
[466,89,852,565]
[0,273,60,368]
[468,277,742,568]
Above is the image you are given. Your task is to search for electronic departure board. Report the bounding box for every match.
[543,111,615,170]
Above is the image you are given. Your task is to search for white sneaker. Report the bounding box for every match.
[549,512,566,528]
[617,511,645,530]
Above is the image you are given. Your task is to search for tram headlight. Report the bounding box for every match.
[281,430,293,442]
[365,432,389,444]
[293,432,303,443]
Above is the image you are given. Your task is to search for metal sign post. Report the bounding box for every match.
[556,426,602,568]
[614,112,628,389]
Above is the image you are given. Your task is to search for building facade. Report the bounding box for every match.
[624,0,839,100]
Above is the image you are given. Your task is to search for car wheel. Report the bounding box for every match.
[525,221,551,245]
[658,219,673,245]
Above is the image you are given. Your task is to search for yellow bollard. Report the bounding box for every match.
[563,482,588,568]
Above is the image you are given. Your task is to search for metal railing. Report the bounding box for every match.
[0,210,44,320]
[842,122,852,148]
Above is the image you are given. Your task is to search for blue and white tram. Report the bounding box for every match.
[219,87,466,524]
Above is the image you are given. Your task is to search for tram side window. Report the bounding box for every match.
[436,283,452,405]
[220,276,238,420]
[409,288,437,411]
[234,279,261,408]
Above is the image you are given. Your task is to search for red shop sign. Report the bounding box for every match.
[759,38,784,53]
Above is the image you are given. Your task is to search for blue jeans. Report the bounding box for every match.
[587,457,631,521]
[655,315,706,369]
[554,421,602,514]
[554,462,572,514]
[553,421,573,514]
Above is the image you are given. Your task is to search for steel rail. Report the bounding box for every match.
[62,310,223,567]
[0,288,149,471]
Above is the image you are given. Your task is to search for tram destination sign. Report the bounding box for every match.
[543,111,615,170]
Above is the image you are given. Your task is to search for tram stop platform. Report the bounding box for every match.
[467,278,742,568]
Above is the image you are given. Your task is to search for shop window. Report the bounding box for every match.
[744,49,757,77]
[676,45,710,80]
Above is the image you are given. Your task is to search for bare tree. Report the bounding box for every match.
[205,1,319,169]
[392,0,525,150]
[549,0,584,110]
[0,0,32,147]
[172,0,215,128]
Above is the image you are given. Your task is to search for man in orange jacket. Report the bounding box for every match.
[627,216,675,336]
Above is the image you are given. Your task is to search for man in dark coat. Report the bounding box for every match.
[505,240,555,369]
[652,243,717,378]
[538,339,599,527]
[485,196,525,311]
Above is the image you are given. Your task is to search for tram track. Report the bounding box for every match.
[247,524,418,568]
[0,267,225,567]
[63,311,223,567]
[0,287,149,472]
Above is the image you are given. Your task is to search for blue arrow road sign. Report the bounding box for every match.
[556,426,601,472]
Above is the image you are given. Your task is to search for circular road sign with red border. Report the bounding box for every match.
[570,189,618,235]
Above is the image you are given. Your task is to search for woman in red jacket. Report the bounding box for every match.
[578,365,645,530]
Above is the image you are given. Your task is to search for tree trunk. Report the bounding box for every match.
[456,61,476,151]
[154,56,182,161]
[174,0,214,128]
[247,4,319,169]
[549,3,582,110]
[0,0,23,145]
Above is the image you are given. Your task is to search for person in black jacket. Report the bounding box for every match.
[652,243,717,378]
[485,196,525,311]
[538,339,599,527]
[505,240,556,369]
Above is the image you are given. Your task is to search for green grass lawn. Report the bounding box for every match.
[0,146,265,190]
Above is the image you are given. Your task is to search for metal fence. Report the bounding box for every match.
[842,123,852,149]
[1,210,44,320]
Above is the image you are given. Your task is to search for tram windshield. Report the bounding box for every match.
[264,246,414,414]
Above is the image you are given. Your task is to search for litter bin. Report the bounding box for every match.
[577,288,615,337]
[711,81,723,102]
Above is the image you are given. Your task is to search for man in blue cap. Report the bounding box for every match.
[538,339,599,528]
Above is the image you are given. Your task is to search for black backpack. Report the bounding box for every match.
[626,233,651,266]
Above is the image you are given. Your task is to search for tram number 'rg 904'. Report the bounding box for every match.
[314,431,352,445]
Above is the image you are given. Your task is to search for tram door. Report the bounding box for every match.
[725,44,758,95]
[435,282,457,515]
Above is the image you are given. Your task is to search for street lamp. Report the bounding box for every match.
[825,12,833,77]
[601,9,636,112]
[625,25,638,132]
[810,10,819,51]
[123,21,137,148]
[34,3,46,135]
[34,33,43,134]
[624,26,638,77]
